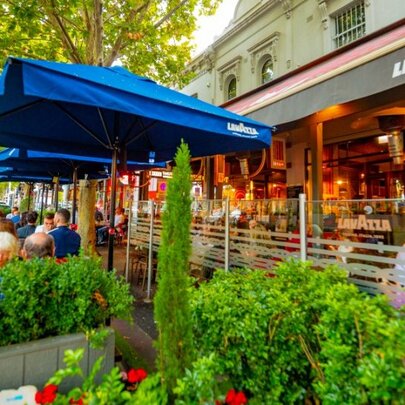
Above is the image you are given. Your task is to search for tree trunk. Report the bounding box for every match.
[94,0,104,66]
[78,179,97,256]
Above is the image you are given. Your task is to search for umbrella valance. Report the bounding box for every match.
[0,174,70,184]
[0,148,166,173]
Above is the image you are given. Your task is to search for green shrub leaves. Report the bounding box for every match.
[0,256,133,345]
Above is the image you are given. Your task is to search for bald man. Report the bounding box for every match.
[22,232,55,259]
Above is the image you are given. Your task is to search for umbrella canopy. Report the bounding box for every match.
[0,57,272,269]
[0,57,271,161]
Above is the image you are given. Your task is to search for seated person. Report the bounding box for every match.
[0,231,20,267]
[22,232,55,259]
[97,207,127,245]
[35,213,55,233]
[17,211,38,240]
[7,206,20,224]
[95,207,104,226]
[0,218,18,238]
[49,208,81,259]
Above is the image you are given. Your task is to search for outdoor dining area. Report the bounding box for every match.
[0,57,403,404]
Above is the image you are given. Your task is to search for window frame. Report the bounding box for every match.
[332,0,366,49]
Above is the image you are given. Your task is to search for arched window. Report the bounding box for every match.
[261,58,274,84]
[227,77,237,100]
[227,77,236,100]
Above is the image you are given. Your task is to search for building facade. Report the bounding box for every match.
[181,0,405,202]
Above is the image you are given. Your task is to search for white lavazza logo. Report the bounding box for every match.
[392,60,405,78]
[227,122,259,137]
[337,215,392,232]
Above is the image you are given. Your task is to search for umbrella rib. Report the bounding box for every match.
[125,120,158,148]
[122,117,141,144]
[98,108,113,149]
[0,100,44,120]
[52,101,111,150]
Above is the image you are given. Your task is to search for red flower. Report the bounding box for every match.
[127,368,148,383]
[35,384,58,404]
[69,397,84,405]
[225,389,247,405]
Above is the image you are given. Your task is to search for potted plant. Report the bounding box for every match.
[0,255,133,391]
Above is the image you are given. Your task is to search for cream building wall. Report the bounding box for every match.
[183,0,404,104]
[181,0,405,190]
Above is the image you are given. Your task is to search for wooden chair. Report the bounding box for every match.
[128,248,147,284]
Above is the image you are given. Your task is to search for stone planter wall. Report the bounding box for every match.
[0,328,115,391]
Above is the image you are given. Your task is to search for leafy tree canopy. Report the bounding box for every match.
[0,0,223,86]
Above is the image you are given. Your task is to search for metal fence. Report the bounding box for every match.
[126,196,405,301]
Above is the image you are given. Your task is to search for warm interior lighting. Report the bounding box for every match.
[378,135,389,144]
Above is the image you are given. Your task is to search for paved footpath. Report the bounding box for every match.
[97,244,157,371]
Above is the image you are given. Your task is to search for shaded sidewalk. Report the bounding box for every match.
[97,244,157,370]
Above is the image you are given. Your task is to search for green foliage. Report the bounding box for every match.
[19,196,30,213]
[0,0,223,86]
[174,353,226,404]
[185,260,405,404]
[154,141,194,393]
[44,348,168,404]
[314,284,405,404]
[131,373,169,405]
[0,255,133,346]
[0,204,11,216]
[48,348,132,404]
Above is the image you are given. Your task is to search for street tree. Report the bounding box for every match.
[0,0,223,86]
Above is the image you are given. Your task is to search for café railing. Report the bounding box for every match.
[127,196,405,301]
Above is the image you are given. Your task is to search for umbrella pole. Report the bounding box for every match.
[40,183,45,224]
[55,177,59,210]
[107,147,118,271]
[72,167,78,224]
[27,183,31,211]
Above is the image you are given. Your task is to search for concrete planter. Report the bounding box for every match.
[0,328,115,391]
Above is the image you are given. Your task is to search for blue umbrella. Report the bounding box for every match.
[0,174,70,184]
[0,57,272,269]
[0,148,166,173]
[0,148,166,221]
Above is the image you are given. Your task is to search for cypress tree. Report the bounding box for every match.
[154,141,194,394]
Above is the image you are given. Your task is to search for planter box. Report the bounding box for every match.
[0,328,115,391]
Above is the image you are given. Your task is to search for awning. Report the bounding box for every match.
[226,23,405,126]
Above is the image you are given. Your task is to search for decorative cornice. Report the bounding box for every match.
[218,56,242,90]
[318,0,329,30]
[278,0,292,19]
[211,1,279,49]
[203,45,216,72]
[248,32,280,73]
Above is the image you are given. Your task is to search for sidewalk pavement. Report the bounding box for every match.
[97,243,157,371]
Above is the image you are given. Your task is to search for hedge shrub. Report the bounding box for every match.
[0,255,133,346]
[183,260,404,404]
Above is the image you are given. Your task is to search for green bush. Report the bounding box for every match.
[314,284,405,404]
[0,255,133,346]
[36,349,167,405]
[184,260,405,404]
